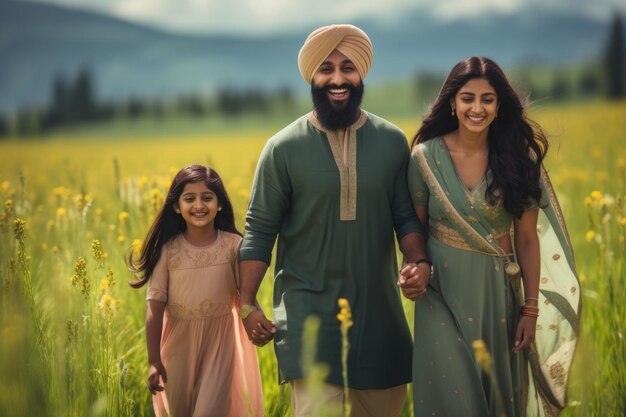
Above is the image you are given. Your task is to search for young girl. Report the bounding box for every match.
[128,164,263,417]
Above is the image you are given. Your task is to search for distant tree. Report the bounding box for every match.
[126,97,146,119]
[0,114,7,137]
[604,13,625,99]
[414,72,444,107]
[550,71,570,100]
[177,94,207,117]
[16,108,43,136]
[276,86,294,106]
[71,67,98,121]
[245,89,270,113]
[579,68,601,97]
[217,88,244,116]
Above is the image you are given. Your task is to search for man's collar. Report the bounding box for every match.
[308,109,368,133]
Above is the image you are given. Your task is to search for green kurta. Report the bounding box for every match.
[239,110,422,389]
[408,137,580,417]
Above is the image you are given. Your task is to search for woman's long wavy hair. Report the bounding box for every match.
[411,56,548,218]
[128,164,241,288]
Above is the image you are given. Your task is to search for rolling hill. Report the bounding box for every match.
[0,0,613,112]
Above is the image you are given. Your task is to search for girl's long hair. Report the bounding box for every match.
[127,164,241,288]
[411,56,548,218]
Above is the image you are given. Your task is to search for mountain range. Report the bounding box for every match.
[0,0,615,113]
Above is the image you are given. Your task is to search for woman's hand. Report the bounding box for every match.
[147,362,167,395]
[512,315,537,353]
[397,262,431,301]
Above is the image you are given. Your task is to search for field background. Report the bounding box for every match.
[0,97,624,417]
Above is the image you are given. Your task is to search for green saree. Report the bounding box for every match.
[408,137,580,417]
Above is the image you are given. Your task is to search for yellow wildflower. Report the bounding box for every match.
[56,207,67,217]
[132,239,143,258]
[13,218,26,241]
[151,188,161,199]
[98,293,119,319]
[585,231,596,241]
[118,211,129,224]
[117,235,126,244]
[590,191,603,200]
[1,181,9,193]
[52,186,67,197]
[620,217,626,226]
[583,196,593,207]
[98,278,109,296]
[138,176,148,188]
[617,158,625,169]
[472,339,493,374]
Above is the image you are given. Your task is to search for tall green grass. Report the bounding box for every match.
[0,100,624,416]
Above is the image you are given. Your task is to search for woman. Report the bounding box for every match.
[405,57,580,417]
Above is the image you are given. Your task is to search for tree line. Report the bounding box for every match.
[1,68,297,136]
[0,13,623,138]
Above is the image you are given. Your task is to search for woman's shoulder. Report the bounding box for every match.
[411,136,442,156]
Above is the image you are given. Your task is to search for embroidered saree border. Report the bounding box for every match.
[413,145,500,255]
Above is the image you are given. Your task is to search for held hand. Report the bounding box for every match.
[243,309,276,347]
[512,316,537,353]
[147,362,167,395]
[397,262,432,301]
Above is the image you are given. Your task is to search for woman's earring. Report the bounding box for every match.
[451,107,455,117]
[218,207,222,211]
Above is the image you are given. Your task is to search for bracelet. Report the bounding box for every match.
[520,305,539,318]
[238,304,258,320]
[525,297,539,302]
[413,258,431,267]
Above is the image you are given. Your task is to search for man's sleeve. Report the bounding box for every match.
[239,139,291,264]
[391,138,423,240]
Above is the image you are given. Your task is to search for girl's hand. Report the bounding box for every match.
[147,362,167,395]
[512,316,537,353]
[243,309,276,347]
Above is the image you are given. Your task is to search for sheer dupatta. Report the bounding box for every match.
[413,142,581,416]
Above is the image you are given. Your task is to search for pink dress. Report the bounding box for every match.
[147,231,263,417]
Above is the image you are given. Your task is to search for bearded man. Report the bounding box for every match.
[237,24,430,417]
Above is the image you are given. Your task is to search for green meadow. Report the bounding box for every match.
[0,99,624,416]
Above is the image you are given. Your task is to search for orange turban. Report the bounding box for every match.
[297,24,373,84]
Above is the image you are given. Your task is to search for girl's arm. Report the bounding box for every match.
[146,299,167,394]
[512,208,540,353]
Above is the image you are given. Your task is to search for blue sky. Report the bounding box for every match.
[22,0,626,35]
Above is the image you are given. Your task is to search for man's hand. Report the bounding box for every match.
[397,262,431,301]
[242,308,276,347]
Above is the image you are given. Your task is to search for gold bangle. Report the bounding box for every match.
[520,305,539,318]
[238,304,258,320]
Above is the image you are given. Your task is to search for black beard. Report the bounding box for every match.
[311,82,364,131]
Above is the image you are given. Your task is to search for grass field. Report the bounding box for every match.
[0,99,624,416]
